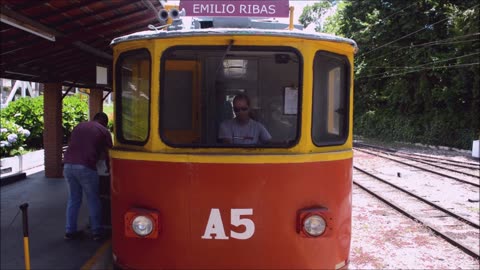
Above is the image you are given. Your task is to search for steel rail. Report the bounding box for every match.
[354,166,480,228]
[354,142,480,166]
[395,153,480,170]
[353,167,480,260]
[358,147,480,178]
[355,147,480,188]
[405,151,480,167]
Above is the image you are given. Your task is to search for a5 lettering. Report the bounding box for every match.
[201,208,255,240]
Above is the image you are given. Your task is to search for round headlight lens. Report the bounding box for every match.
[132,215,153,236]
[303,214,326,236]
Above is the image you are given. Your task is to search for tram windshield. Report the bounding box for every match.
[160,46,301,147]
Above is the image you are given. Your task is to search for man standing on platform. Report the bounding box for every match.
[63,112,112,241]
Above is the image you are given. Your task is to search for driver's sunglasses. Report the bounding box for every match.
[233,107,249,113]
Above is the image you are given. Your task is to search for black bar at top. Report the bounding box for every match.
[19,203,29,237]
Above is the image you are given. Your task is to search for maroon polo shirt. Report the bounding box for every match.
[63,120,113,171]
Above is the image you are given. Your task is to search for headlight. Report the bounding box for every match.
[303,214,326,237]
[125,209,159,238]
[132,215,153,236]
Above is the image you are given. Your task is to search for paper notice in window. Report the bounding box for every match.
[284,87,298,115]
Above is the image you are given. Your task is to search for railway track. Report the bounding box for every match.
[354,142,480,168]
[391,152,479,173]
[353,166,480,260]
[354,147,480,188]
[355,143,480,177]
[405,152,480,168]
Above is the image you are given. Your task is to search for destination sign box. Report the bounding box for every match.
[179,0,290,18]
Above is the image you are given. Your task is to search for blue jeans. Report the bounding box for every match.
[64,164,102,234]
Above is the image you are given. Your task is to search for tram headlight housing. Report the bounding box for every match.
[303,214,326,236]
[125,208,159,239]
[132,216,153,236]
[297,207,331,238]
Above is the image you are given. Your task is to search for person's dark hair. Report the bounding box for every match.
[233,94,250,107]
[93,112,109,127]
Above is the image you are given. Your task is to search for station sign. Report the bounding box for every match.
[179,0,290,18]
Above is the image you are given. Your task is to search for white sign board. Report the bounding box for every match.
[96,66,108,85]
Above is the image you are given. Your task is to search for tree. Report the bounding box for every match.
[323,1,348,35]
[315,0,479,148]
[299,1,336,32]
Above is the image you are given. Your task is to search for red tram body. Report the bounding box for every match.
[109,9,356,270]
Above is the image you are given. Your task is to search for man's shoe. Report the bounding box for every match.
[64,231,84,240]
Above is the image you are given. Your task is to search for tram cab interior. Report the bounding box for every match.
[117,45,349,149]
[163,47,300,146]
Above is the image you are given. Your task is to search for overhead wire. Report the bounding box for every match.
[369,48,478,68]
[413,33,480,47]
[356,52,480,81]
[365,51,480,69]
[352,3,479,82]
[360,16,451,57]
[365,33,480,63]
[358,3,479,57]
[357,62,479,81]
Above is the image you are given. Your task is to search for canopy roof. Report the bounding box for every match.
[1,0,163,89]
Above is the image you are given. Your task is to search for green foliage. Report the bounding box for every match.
[104,104,114,132]
[1,96,44,148]
[299,1,335,32]
[320,1,480,149]
[0,119,30,157]
[354,108,475,149]
[323,2,347,35]
[0,94,89,152]
[63,95,88,140]
[107,119,114,133]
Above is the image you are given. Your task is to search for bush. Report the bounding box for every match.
[0,119,30,157]
[63,95,88,141]
[354,109,476,149]
[0,94,89,154]
[107,119,114,132]
[1,96,44,148]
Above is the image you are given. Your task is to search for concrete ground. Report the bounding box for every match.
[1,166,111,270]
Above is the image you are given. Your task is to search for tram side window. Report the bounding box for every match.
[115,49,151,145]
[312,51,349,146]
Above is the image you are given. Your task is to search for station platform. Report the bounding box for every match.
[1,167,112,270]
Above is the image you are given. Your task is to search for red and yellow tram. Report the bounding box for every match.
[109,10,356,270]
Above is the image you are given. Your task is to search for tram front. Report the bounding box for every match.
[110,15,356,270]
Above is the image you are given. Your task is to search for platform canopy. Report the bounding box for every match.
[0,0,165,89]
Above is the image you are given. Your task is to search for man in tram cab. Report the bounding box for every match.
[218,94,272,145]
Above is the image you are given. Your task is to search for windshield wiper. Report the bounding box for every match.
[215,39,234,76]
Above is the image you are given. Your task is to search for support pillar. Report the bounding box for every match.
[43,83,63,178]
[89,88,103,120]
